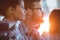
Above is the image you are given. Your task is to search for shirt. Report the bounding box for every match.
[0,19,40,40]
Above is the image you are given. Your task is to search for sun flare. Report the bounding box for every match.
[38,16,49,35]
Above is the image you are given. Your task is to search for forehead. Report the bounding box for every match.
[33,2,42,8]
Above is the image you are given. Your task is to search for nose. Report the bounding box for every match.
[23,9,26,16]
[41,11,45,18]
[24,9,27,14]
[22,9,27,20]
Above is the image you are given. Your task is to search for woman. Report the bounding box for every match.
[49,9,60,40]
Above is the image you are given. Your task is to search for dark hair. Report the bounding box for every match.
[49,9,60,34]
[0,0,22,16]
[24,0,41,10]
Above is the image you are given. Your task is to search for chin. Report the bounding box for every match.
[34,24,40,29]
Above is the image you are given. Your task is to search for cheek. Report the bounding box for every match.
[17,8,23,16]
[33,10,41,17]
[32,11,44,22]
[37,10,42,17]
[18,9,26,20]
[13,9,22,19]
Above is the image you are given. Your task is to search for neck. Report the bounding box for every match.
[24,17,31,28]
[24,16,33,29]
[24,18,34,34]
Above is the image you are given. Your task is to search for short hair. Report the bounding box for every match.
[24,0,41,10]
[0,0,23,16]
[49,9,60,34]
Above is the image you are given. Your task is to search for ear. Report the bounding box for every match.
[8,7,15,15]
[26,9,32,17]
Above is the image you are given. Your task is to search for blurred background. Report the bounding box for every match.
[38,0,60,35]
[37,1,60,40]
[41,0,59,17]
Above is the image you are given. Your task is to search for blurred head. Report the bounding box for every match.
[24,0,44,29]
[0,0,25,21]
[49,9,60,34]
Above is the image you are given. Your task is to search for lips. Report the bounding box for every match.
[34,24,40,29]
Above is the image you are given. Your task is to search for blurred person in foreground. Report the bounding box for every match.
[24,0,44,40]
[0,0,27,40]
[40,9,60,40]
[49,9,60,40]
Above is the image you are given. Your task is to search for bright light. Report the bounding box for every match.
[46,0,57,11]
[38,16,49,35]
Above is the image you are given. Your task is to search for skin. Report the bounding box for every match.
[6,0,26,22]
[24,2,44,30]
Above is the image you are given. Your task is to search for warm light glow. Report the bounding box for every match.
[38,16,49,35]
